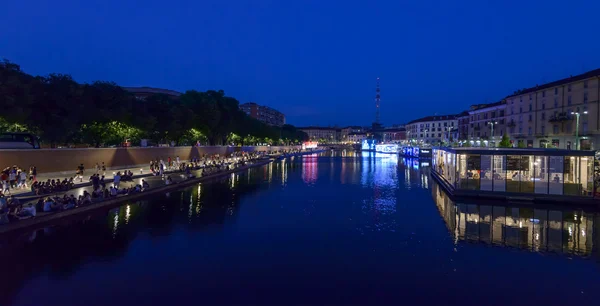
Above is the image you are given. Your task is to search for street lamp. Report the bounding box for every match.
[444,126,453,146]
[571,110,588,150]
[487,121,498,147]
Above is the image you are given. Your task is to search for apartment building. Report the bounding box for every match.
[297,127,338,142]
[240,102,286,127]
[465,101,506,146]
[406,115,458,145]
[456,111,470,141]
[504,68,600,149]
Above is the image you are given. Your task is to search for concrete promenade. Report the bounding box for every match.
[7,163,183,197]
[0,145,300,174]
[0,158,275,235]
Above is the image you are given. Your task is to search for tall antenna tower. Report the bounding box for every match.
[375,77,381,124]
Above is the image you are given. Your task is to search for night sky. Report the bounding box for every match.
[2,0,600,127]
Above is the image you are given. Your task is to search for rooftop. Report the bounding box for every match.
[436,146,594,156]
[506,68,600,98]
[407,114,458,124]
[297,126,339,131]
[123,86,182,97]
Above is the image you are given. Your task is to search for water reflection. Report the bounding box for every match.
[431,180,598,257]
[1,151,598,306]
[400,157,430,190]
[302,154,318,184]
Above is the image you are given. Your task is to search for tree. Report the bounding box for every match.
[499,133,511,148]
[0,59,308,148]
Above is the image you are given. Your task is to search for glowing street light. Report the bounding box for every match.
[487,121,498,147]
[571,110,588,150]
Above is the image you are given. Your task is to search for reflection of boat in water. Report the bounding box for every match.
[431,180,599,257]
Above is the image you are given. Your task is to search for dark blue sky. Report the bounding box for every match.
[2,0,600,127]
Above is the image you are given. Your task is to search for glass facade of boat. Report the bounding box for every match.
[432,148,595,197]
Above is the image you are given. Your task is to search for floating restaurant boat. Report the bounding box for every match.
[400,146,432,159]
[360,139,398,154]
[431,147,599,205]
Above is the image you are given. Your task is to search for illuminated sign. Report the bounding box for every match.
[361,139,376,151]
[302,142,318,150]
[375,144,398,154]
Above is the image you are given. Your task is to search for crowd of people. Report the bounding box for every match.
[1,165,37,194]
[0,150,293,225]
[31,178,75,195]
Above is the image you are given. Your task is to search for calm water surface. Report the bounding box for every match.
[1,151,599,305]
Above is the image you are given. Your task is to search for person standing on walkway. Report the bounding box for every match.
[176,156,180,167]
[101,162,106,176]
[31,166,37,182]
[8,168,16,189]
[168,157,172,169]
[76,163,85,182]
[91,174,100,190]
[159,161,164,177]
[113,172,121,188]
[95,163,100,174]
[19,170,27,189]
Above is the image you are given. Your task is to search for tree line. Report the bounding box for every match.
[0,60,308,147]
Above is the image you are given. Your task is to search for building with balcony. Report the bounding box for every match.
[504,68,600,149]
[406,115,458,145]
[466,101,506,146]
[457,111,470,141]
[240,102,286,127]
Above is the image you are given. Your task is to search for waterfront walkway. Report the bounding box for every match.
[0,158,271,235]
[0,149,326,234]
[4,157,243,198]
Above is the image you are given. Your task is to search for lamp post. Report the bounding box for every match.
[571,110,588,150]
[444,126,453,146]
[487,121,498,147]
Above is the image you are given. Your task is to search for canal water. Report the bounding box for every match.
[1,151,598,305]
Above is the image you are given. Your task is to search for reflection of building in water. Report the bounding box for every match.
[302,156,318,184]
[281,159,288,186]
[359,151,399,218]
[432,182,596,256]
[401,157,431,190]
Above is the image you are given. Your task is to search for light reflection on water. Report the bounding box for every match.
[431,177,598,257]
[2,151,599,306]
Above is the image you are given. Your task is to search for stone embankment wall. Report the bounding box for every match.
[0,146,299,174]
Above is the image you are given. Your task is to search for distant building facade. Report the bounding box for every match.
[456,111,470,141]
[406,115,458,145]
[297,127,338,142]
[382,126,406,142]
[124,87,182,100]
[240,102,286,127]
[503,69,600,149]
[465,101,506,146]
[348,132,367,143]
